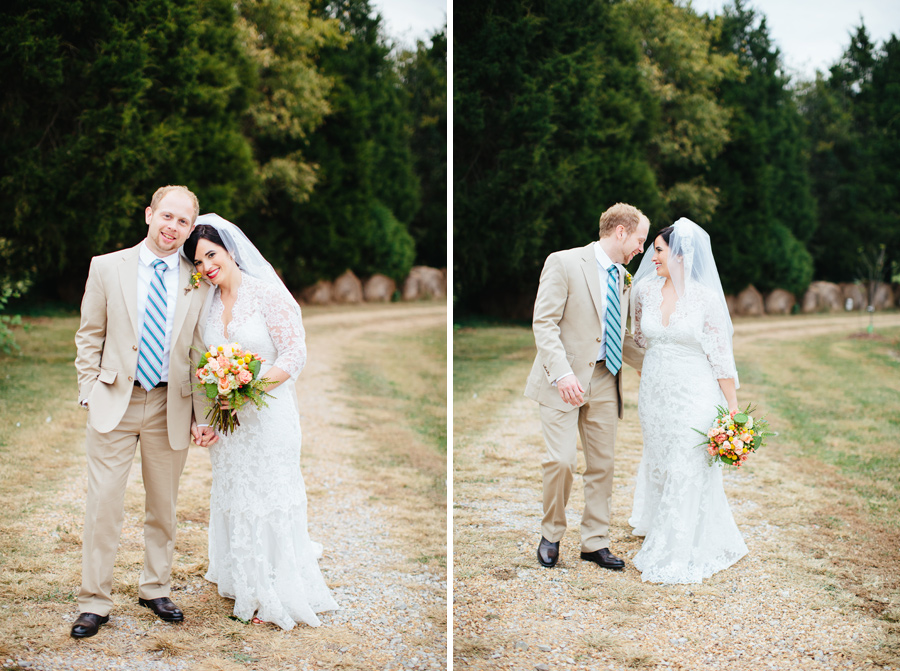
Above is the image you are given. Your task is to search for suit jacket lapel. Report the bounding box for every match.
[118,243,143,338]
[580,244,605,321]
[171,256,193,342]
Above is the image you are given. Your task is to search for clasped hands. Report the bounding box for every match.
[191,421,219,447]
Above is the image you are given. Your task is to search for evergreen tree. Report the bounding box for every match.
[708,0,815,295]
[800,25,882,283]
[454,0,659,312]
[282,0,418,286]
[230,0,344,278]
[399,27,448,269]
[621,0,741,227]
[0,0,259,296]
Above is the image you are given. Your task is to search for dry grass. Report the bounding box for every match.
[0,303,447,668]
[453,312,900,670]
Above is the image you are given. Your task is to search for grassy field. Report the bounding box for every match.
[453,313,900,668]
[0,304,448,668]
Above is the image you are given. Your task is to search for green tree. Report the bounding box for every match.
[800,25,882,283]
[0,0,261,297]
[620,0,742,226]
[399,27,447,269]
[231,0,344,276]
[275,0,418,286]
[707,0,815,295]
[454,0,659,313]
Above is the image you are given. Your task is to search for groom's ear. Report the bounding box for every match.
[144,206,153,226]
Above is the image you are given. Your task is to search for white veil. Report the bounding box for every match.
[183,213,302,319]
[631,217,738,385]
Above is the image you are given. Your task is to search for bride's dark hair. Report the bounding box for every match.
[184,224,232,265]
[656,225,675,246]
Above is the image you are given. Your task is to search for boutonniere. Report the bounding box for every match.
[624,271,633,289]
[184,271,202,295]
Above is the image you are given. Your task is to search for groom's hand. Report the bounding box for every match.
[197,426,219,447]
[557,374,584,406]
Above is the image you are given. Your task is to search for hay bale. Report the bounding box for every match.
[333,270,363,304]
[764,289,795,315]
[363,274,396,302]
[840,283,866,311]
[299,280,333,306]
[802,281,843,313]
[401,266,446,300]
[735,285,764,316]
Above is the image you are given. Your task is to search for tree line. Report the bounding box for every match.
[0,0,447,303]
[454,0,900,314]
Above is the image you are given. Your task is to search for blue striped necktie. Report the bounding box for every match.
[605,265,622,376]
[137,259,168,391]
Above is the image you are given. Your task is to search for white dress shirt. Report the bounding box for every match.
[136,242,180,382]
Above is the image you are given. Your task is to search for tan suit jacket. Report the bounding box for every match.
[74,242,210,449]
[524,243,644,416]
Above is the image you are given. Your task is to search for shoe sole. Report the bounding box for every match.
[580,555,625,570]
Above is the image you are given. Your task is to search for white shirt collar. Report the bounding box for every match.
[593,241,619,275]
[140,241,181,272]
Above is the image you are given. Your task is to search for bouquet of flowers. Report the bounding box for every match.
[194,343,271,435]
[693,405,773,468]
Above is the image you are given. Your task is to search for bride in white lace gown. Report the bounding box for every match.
[184,215,338,629]
[628,218,747,584]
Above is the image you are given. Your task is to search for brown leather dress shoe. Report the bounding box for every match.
[71,612,109,639]
[580,547,625,570]
[139,597,184,622]
[537,537,560,568]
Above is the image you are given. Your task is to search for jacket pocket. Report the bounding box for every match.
[98,367,117,384]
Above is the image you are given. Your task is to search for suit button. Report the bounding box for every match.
[128,376,133,382]
[132,345,138,351]
[589,362,594,367]
[596,337,601,342]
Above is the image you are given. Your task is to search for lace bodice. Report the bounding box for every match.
[204,273,307,379]
[633,276,737,383]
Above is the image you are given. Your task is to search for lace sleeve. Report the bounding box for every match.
[698,291,737,382]
[260,283,307,379]
[632,283,647,349]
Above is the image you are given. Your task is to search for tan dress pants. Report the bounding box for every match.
[78,385,189,616]
[540,363,619,552]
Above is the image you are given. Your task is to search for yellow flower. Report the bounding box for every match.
[217,345,224,352]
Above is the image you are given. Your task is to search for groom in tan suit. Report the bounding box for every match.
[72,185,216,638]
[525,203,649,570]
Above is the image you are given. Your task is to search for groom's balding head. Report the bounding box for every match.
[150,185,200,224]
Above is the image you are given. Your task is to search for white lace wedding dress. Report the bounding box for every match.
[202,273,338,629]
[629,276,748,583]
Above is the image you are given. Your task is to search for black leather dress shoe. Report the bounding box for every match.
[537,537,560,568]
[580,547,625,570]
[139,597,184,622]
[71,612,109,639]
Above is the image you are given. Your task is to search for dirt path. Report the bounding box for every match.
[453,312,899,670]
[11,301,447,671]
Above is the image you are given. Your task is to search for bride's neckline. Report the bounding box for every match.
[217,272,247,335]
[654,276,680,328]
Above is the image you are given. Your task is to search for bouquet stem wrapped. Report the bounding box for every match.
[194,343,271,436]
